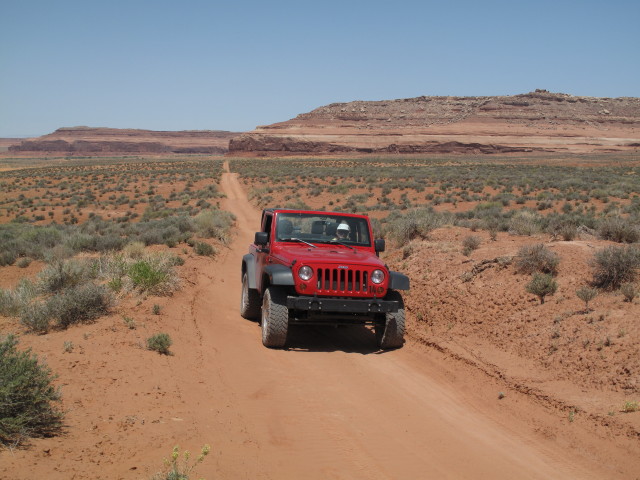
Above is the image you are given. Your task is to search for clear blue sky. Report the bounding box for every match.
[1,0,638,137]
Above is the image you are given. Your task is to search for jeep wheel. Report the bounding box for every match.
[261,287,289,348]
[375,290,405,349]
[240,273,261,320]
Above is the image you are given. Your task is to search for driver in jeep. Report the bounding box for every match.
[333,222,350,241]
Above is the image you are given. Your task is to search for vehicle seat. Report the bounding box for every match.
[311,221,325,235]
[278,219,293,239]
[325,223,337,237]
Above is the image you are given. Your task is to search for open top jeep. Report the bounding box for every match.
[241,208,410,349]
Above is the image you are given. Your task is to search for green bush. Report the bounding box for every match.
[128,260,168,291]
[0,335,63,446]
[147,333,172,355]
[515,244,560,276]
[591,245,640,290]
[526,273,558,304]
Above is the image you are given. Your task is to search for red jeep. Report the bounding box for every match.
[241,209,409,349]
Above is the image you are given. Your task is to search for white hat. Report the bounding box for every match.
[337,222,350,232]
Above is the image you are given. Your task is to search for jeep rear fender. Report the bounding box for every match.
[263,264,295,288]
[242,254,257,289]
[389,271,410,290]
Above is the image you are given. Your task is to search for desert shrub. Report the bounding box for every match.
[21,283,113,332]
[63,232,95,252]
[598,217,640,243]
[545,216,579,241]
[620,283,638,302]
[591,245,640,290]
[0,250,17,267]
[92,233,127,252]
[284,199,312,210]
[508,210,543,236]
[37,259,91,294]
[19,303,52,333]
[576,286,598,311]
[194,241,216,257]
[151,444,211,480]
[126,254,180,295]
[122,241,146,259]
[193,209,235,244]
[0,334,64,446]
[147,333,172,355]
[515,244,560,275]
[557,224,578,241]
[16,257,32,268]
[369,217,383,239]
[128,261,168,291]
[0,280,37,318]
[47,283,114,328]
[462,235,481,256]
[386,208,450,246]
[526,273,558,304]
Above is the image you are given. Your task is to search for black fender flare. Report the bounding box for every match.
[263,264,295,287]
[242,254,257,289]
[389,271,410,290]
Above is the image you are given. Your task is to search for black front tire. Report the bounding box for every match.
[375,290,405,349]
[240,272,261,320]
[261,287,289,348]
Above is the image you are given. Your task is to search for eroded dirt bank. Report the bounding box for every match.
[1,166,639,479]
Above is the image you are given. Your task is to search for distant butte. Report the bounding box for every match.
[229,90,640,155]
[8,127,241,154]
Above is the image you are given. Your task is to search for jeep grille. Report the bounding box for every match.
[316,267,368,294]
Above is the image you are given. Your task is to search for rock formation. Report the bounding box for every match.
[9,127,240,154]
[229,90,640,155]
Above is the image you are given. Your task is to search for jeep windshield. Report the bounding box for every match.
[275,212,372,247]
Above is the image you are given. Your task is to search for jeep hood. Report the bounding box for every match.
[273,245,385,268]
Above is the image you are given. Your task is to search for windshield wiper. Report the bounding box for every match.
[328,240,357,251]
[280,237,317,248]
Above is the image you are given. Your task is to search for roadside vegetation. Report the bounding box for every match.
[0,156,236,446]
[0,334,64,447]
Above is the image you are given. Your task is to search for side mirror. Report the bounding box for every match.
[374,238,385,253]
[255,232,269,246]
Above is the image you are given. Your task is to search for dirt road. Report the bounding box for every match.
[2,165,635,479]
[186,165,621,479]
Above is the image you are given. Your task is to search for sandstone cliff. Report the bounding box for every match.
[9,127,241,154]
[229,90,640,155]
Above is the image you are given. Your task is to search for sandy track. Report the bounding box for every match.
[184,165,617,479]
[1,164,634,479]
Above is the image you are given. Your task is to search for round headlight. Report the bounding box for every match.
[371,269,385,284]
[298,265,313,281]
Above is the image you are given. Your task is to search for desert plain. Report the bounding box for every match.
[1,91,639,479]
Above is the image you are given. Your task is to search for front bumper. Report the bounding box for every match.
[286,296,399,314]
